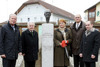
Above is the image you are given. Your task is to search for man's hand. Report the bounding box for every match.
[79,53,83,57]
[18,52,22,55]
[91,54,95,59]
[1,54,6,58]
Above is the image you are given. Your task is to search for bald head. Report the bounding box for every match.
[75,14,81,18]
[74,14,82,23]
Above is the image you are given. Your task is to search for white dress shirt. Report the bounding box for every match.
[76,22,81,29]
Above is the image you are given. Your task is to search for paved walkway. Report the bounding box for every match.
[0,55,23,67]
[0,49,100,67]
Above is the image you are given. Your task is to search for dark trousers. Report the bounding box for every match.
[85,62,95,67]
[25,60,36,67]
[2,58,16,67]
[73,55,84,67]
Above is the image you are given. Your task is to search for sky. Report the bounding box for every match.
[0,0,100,22]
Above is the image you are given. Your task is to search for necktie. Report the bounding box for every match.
[76,24,79,29]
[31,32,33,36]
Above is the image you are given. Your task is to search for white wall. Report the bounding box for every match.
[17,4,74,24]
[17,4,49,23]
[52,14,74,24]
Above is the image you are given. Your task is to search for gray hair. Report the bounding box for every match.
[9,14,17,19]
[27,22,35,26]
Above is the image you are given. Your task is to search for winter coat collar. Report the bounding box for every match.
[71,21,86,32]
[56,28,68,40]
[85,28,96,36]
[26,29,36,36]
[7,21,18,31]
[56,28,68,33]
[73,21,82,29]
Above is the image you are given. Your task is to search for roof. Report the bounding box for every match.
[15,0,74,20]
[84,1,100,12]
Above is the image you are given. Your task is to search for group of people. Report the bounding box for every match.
[0,13,99,67]
[54,14,100,67]
[0,14,38,67]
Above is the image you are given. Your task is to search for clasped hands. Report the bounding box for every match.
[60,40,68,48]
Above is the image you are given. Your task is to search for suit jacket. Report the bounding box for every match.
[21,29,38,61]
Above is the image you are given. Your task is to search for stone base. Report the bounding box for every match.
[42,23,54,67]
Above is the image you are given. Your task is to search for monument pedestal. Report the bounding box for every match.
[42,23,54,67]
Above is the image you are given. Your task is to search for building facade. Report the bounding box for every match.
[84,1,100,23]
[15,0,74,25]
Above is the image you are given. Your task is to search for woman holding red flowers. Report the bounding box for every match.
[54,19,72,67]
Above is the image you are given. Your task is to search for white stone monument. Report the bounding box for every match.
[42,23,54,67]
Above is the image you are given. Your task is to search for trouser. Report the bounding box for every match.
[85,62,95,67]
[25,60,36,67]
[2,58,16,67]
[73,55,84,67]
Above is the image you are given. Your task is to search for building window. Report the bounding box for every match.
[40,17,43,21]
[20,18,22,22]
[36,6,38,8]
[89,12,95,18]
[57,18,59,22]
[34,17,37,21]
[28,8,30,10]
[28,18,30,22]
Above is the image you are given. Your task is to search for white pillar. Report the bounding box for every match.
[42,23,54,67]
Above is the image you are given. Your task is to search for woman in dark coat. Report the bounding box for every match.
[54,19,72,67]
[79,21,100,67]
[21,22,38,67]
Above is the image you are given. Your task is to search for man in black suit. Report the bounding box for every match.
[0,14,22,67]
[21,22,38,67]
[79,21,100,67]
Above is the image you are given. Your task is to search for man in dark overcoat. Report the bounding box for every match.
[0,14,22,67]
[70,14,85,67]
[21,22,38,67]
[79,21,100,67]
